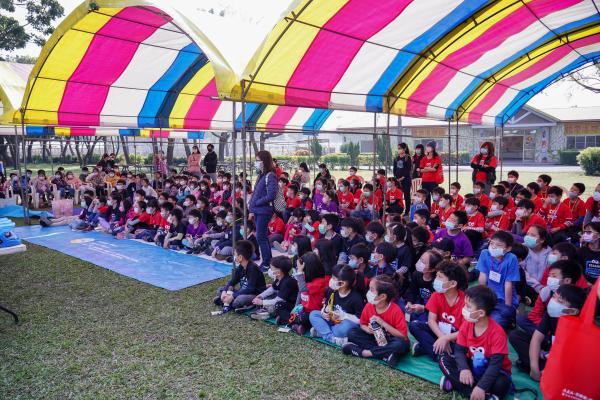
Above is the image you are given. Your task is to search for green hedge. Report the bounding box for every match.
[578,147,600,176]
[559,150,580,166]
[321,153,350,168]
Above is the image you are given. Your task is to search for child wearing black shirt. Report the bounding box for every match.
[309,264,365,345]
[213,240,266,313]
[251,256,298,321]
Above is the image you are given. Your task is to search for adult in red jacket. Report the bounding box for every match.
[419,141,442,209]
[470,141,497,194]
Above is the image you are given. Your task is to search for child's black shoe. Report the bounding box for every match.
[342,343,362,357]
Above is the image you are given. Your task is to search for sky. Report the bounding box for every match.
[6,0,600,126]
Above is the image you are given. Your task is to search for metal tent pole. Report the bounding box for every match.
[372,113,378,221]
[241,83,248,239]
[447,120,452,192]
[455,120,459,183]
[383,113,391,223]
[19,110,30,223]
[500,123,504,181]
[231,101,237,256]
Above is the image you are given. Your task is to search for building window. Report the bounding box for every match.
[567,135,600,150]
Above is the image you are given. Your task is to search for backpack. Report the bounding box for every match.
[265,172,286,213]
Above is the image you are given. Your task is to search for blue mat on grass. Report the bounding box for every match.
[242,313,540,399]
[0,205,50,218]
[13,225,232,291]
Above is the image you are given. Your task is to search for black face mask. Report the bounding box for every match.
[207,148,213,152]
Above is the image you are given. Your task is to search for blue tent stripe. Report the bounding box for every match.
[235,103,264,131]
[495,51,600,126]
[138,43,208,128]
[303,109,332,131]
[119,129,140,136]
[364,0,488,112]
[25,126,53,136]
[445,15,600,120]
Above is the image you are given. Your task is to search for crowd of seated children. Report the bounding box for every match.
[26,156,600,399]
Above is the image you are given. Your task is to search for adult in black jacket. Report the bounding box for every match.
[203,144,218,182]
[393,142,412,216]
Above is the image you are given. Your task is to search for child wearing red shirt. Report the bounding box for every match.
[537,187,573,236]
[385,178,404,214]
[439,286,512,399]
[463,197,485,250]
[450,182,464,210]
[267,212,285,243]
[563,183,586,227]
[343,275,410,366]
[291,253,329,335]
[473,181,491,211]
[485,197,510,237]
[337,180,355,216]
[513,199,547,238]
[409,262,467,360]
[438,194,456,230]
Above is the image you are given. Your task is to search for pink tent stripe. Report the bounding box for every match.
[467,32,600,123]
[265,106,298,131]
[285,0,411,108]
[58,8,170,126]
[405,0,579,116]
[70,128,96,136]
[182,78,221,129]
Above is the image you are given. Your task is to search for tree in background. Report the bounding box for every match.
[568,62,600,93]
[340,142,360,166]
[309,136,322,161]
[376,135,392,166]
[0,0,64,53]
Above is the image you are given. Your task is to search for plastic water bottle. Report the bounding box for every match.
[472,350,488,379]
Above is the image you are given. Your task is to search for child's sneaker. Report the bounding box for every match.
[234,304,255,314]
[411,342,426,357]
[439,376,453,392]
[485,395,499,400]
[331,336,348,347]
[222,305,232,314]
[342,343,362,357]
[385,353,399,368]
[309,327,319,338]
[250,309,270,320]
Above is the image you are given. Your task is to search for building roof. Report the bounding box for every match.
[538,106,600,122]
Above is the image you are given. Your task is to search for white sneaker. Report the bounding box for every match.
[310,327,320,337]
[331,336,348,346]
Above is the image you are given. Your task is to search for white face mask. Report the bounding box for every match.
[366,290,379,305]
[329,278,341,291]
[461,307,480,323]
[433,278,448,293]
[547,298,572,318]
[473,188,481,195]
[593,191,600,202]
[465,206,474,214]
[547,276,561,292]
[515,208,526,218]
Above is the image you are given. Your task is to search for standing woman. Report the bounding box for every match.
[154,150,168,177]
[249,150,278,270]
[470,141,497,194]
[412,144,425,179]
[419,141,442,208]
[393,143,412,216]
[187,145,202,177]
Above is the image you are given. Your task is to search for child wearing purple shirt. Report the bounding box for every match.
[434,210,473,268]
[184,209,207,248]
[316,190,340,216]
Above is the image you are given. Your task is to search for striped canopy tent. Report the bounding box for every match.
[16,0,331,134]
[217,0,600,126]
[0,62,33,125]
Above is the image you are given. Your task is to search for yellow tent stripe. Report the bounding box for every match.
[254,105,279,131]
[169,63,215,129]
[24,9,121,125]
[389,0,527,115]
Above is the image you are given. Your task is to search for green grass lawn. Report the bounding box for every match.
[0,226,449,400]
